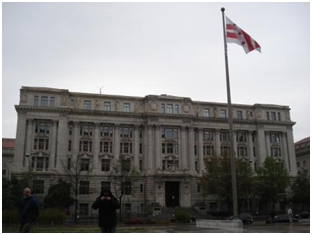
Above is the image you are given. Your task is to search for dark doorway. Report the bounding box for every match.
[165,182,180,207]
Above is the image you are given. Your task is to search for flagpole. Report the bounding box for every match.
[221,7,238,216]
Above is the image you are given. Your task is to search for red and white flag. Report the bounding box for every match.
[226,17,261,54]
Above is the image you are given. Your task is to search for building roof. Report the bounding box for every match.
[2,138,15,148]
[295,137,310,146]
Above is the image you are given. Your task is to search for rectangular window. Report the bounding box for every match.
[162,127,178,139]
[220,131,229,142]
[120,127,133,138]
[221,146,230,156]
[220,110,226,118]
[271,112,276,121]
[104,102,111,111]
[79,203,89,215]
[194,145,197,155]
[271,147,281,157]
[80,159,90,171]
[122,182,132,195]
[237,111,243,119]
[35,122,51,134]
[139,160,143,172]
[33,138,49,151]
[278,112,281,121]
[203,145,214,156]
[71,99,74,106]
[67,158,71,170]
[161,104,165,114]
[41,96,48,107]
[120,142,133,154]
[195,161,198,172]
[68,140,72,152]
[101,125,113,137]
[79,181,90,195]
[236,132,247,143]
[237,146,248,157]
[203,130,214,141]
[50,97,55,107]
[175,104,179,114]
[203,109,210,117]
[197,184,201,193]
[84,100,91,110]
[270,133,280,144]
[139,143,143,154]
[33,180,44,194]
[101,159,110,172]
[80,124,93,136]
[34,95,39,106]
[79,140,92,153]
[167,104,173,114]
[140,184,143,193]
[266,111,270,120]
[123,103,130,112]
[121,159,131,172]
[303,160,307,167]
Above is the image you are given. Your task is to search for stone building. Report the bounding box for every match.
[2,138,15,179]
[11,86,297,216]
[295,137,310,177]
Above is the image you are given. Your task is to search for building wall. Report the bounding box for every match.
[295,137,310,177]
[12,86,298,215]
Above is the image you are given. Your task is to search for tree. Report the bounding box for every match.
[291,174,310,211]
[254,156,289,211]
[200,155,254,214]
[43,179,75,211]
[2,176,29,210]
[111,156,141,221]
[54,157,93,223]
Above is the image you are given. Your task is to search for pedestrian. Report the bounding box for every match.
[92,185,120,233]
[288,207,293,223]
[270,210,276,224]
[18,187,39,233]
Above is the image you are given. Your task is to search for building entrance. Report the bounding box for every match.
[165,182,180,208]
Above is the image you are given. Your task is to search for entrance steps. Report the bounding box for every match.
[153,207,208,221]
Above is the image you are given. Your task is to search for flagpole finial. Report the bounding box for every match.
[221,7,225,12]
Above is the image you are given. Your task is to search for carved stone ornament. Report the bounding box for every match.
[149,100,158,111]
[183,103,191,113]
[214,107,218,117]
[95,100,100,110]
[135,102,142,113]
[115,100,120,111]
[285,111,290,120]
[61,95,68,106]
[20,92,28,103]
[257,110,262,119]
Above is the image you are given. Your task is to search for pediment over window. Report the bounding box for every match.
[32,151,50,157]
[77,153,92,159]
[163,155,178,161]
[120,154,133,160]
[99,153,114,159]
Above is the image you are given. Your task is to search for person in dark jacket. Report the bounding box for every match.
[92,185,120,233]
[18,188,39,233]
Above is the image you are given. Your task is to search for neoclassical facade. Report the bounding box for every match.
[12,86,297,216]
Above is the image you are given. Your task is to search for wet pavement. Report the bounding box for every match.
[123,219,310,233]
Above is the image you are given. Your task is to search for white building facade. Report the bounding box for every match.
[12,87,297,216]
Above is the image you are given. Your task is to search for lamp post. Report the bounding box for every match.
[171,195,175,222]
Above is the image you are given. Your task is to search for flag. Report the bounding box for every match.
[225,17,261,54]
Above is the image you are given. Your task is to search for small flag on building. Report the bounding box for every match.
[225,17,261,54]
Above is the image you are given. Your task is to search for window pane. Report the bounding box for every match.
[41,96,48,107]
[104,102,111,111]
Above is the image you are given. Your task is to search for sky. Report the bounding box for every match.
[2,2,310,142]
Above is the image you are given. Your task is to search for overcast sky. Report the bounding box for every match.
[2,2,310,142]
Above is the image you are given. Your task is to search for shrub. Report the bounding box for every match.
[175,210,191,223]
[37,208,66,225]
[2,209,19,224]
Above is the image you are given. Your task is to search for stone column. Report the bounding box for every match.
[248,131,255,170]
[198,128,204,174]
[281,132,290,171]
[265,132,271,157]
[25,118,33,169]
[155,125,161,171]
[286,128,297,176]
[188,127,195,173]
[55,117,68,170]
[233,131,237,157]
[134,125,140,170]
[13,113,27,170]
[147,125,154,174]
[49,120,58,169]
[114,124,120,164]
[215,129,221,156]
[181,126,187,170]
[256,126,266,165]
[72,122,80,161]
[93,123,100,171]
